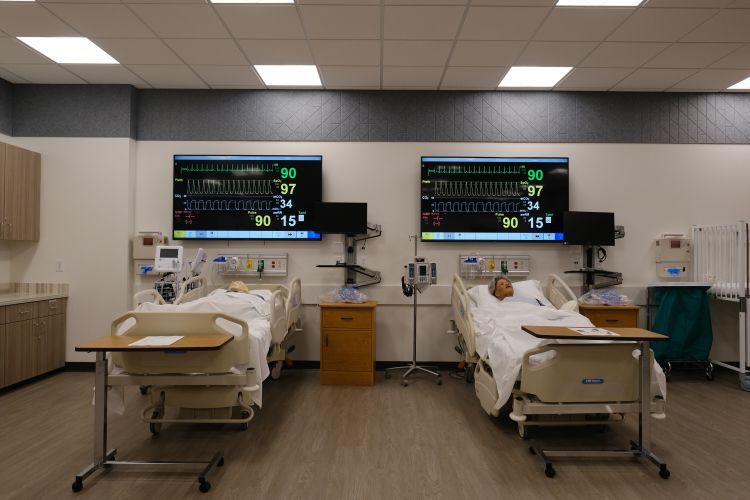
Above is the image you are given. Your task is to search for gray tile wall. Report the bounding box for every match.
[2,78,749,145]
[0,79,11,136]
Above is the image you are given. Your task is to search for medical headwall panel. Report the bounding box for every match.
[173,155,322,241]
[421,157,568,242]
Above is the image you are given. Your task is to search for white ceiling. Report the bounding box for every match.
[0,0,749,91]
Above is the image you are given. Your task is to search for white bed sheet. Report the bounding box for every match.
[129,289,273,407]
[470,289,667,411]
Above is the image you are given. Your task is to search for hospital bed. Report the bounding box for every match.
[450,274,666,438]
[111,285,288,432]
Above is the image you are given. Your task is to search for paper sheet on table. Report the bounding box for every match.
[570,327,620,337]
[129,335,184,346]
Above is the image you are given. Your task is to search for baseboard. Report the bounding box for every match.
[0,367,66,394]
[65,362,95,372]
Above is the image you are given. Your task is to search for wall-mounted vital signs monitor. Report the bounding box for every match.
[172,155,322,240]
[420,157,569,242]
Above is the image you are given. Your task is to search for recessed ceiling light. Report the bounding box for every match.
[210,0,294,3]
[728,76,750,90]
[17,37,118,64]
[254,65,322,87]
[556,1,643,6]
[498,67,572,88]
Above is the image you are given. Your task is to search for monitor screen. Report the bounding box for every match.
[420,157,569,242]
[313,202,368,235]
[173,155,322,240]
[563,211,615,246]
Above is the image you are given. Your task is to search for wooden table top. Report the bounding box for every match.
[319,301,378,309]
[521,325,668,341]
[75,334,233,352]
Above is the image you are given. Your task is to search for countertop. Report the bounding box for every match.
[0,292,68,307]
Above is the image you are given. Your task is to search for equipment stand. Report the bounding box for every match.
[385,235,441,387]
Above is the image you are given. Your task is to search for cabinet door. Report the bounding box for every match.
[321,329,373,372]
[48,314,66,370]
[3,144,41,241]
[0,325,6,388]
[5,320,34,385]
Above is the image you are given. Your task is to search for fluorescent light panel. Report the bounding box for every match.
[499,66,572,88]
[728,76,750,90]
[210,0,294,3]
[17,37,118,64]
[556,1,643,6]
[255,65,321,87]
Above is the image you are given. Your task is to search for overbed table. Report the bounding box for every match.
[72,334,233,494]
[520,325,670,479]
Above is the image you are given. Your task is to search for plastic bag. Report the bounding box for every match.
[578,287,633,306]
[319,287,368,304]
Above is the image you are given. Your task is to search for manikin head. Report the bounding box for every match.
[228,281,249,293]
[489,276,514,300]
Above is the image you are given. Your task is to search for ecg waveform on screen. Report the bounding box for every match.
[179,163,275,174]
[186,179,274,196]
[432,201,521,213]
[433,180,523,197]
[427,164,522,176]
[184,199,273,211]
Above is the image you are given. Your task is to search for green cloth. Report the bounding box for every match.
[651,286,712,361]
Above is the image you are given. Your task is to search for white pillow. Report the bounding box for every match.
[467,284,495,309]
[511,279,554,308]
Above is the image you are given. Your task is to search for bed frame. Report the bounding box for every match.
[450,274,666,437]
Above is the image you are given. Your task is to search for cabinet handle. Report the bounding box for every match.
[325,334,329,347]
[19,310,29,316]
[340,317,354,321]
[605,319,619,323]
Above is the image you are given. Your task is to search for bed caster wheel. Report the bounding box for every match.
[435,376,442,386]
[139,385,150,395]
[705,363,715,381]
[385,371,391,379]
[529,446,536,455]
[544,465,556,478]
[239,411,250,431]
[465,364,474,384]
[270,361,283,380]
[199,481,211,493]
[149,410,162,435]
[659,466,671,479]
[401,379,408,387]
[740,374,750,392]
[71,479,83,493]
[217,457,225,467]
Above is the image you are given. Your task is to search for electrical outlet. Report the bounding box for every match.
[55,259,64,272]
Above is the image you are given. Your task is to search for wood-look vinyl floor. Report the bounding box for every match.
[0,369,748,500]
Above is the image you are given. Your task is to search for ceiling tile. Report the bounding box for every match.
[383,41,452,66]
[45,4,154,38]
[300,6,380,40]
[165,39,247,66]
[129,5,229,38]
[385,6,465,40]
[0,5,78,37]
[612,68,696,90]
[40,0,121,3]
[319,65,380,88]
[63,64,148,86]
[669,68,750,90]
[555,67,633,90]
[645,43,741,68]
[237,40,313,65]
[382,66,443,88]
[0,64,84,84]
[473,0,554,4]
[581,42,669,68]
[385,0,466,4]
[645,0,734,6]
[0,38,51,64]
[441,67,504,89]
[682,9,750,43]
[711,44,750,69]
[534,8,632,42]
[297,0,378,4]
[92,38,182,65]
[308,40,380,65]
[216,6,305,39]
[127,64,208,88]
[0,66,29,84]
[607,8,716,42]
[449,41,524,66]
[460,7,550,41]
[191,65,264,88]
[120,0,206,3]
[516,41,597,66]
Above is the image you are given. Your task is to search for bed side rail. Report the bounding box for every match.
[451,274,477,358]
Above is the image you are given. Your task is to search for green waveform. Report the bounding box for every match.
[179,163,275,174]
[426,164,525,175]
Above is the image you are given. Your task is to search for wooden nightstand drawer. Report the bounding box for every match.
[580,305,639,328]
[5,302,37,323]
[321,307,373,330]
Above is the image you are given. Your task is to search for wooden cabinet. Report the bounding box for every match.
[1,298,67,389]
[0,141,41,241]
[579,304,640,328]
[320,301,377,385]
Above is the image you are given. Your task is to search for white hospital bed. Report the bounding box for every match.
[450,274,666,437]
[133,275,208,307]
[111,286,288,432]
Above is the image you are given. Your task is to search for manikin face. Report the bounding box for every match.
[493,278,514,300]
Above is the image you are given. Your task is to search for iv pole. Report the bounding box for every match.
[385,235,442,387]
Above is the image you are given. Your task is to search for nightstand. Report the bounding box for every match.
[320,301,377,385]
[578,304,639,328]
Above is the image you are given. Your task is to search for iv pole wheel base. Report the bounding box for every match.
[71,479,83,493]
[739,373,750,392]
[401,378,408,387]
[659,466,671,480]
[435,376,442,385]
[544,464,556,478]
[199,481,211,493]
[384,371,391,379]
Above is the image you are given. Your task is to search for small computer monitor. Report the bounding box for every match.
[313,202,368,235]
[563,211,615,246]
